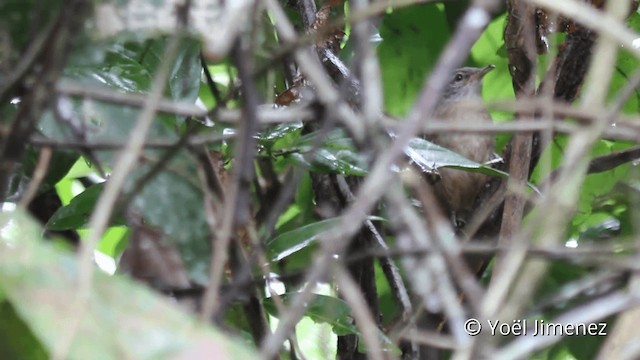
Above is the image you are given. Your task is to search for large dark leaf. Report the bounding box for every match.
[130,156,210,284]
[266,215,387,278]
[38,35,209,281]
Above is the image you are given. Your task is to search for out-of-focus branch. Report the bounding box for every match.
[335,266,385,360]
[494,0,632,329]
[495,291,640,360]
[494,0,536,279]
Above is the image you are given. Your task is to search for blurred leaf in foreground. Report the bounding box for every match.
[0,210,256,360]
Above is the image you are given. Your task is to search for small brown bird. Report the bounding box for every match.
[427,65,496,225]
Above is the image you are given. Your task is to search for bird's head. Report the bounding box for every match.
[442,65,494,101]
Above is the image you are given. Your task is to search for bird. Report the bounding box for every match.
[426,65,496,227]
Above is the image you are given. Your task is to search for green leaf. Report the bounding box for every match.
[264,294,401,356]
[612,11,640,114]
[46,183,124,230]
[572,140,634,234]
[267,216,385,263]
[23,148,79,195]
[277,129,369,176]
[374,261,399,325]
[470,13,515,151]
[96,226,130,259]
[48,154,211,283]
[267,218,341,262]
[264,294,357,336]
[470,13,514,108]
[0,209,257,360]
[258,122,304,147]
[0,301,48,360]
[545,343,575,360]
[3,149,77,203]
[310,148,368,176]
[406,137,504,177]
[157,39,202,103]
[379,4,450,115]
[0,0,63,60]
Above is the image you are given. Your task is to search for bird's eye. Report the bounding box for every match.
[454,73,464,82]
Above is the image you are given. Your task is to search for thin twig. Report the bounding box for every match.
[0,8,59,105]
[18,147,52,208]
[56,81,207,118]
[29,132,234,150]
[200,53,225,107]
[265,0,365,141]
[490,0,632,328]
[386,180,471,344]
[335,266,385,360]
[493,0,536,278]
[399,330,457,350]
[408,174,485,314]
[200,38,263,322]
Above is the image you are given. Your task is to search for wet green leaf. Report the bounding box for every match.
[258,122,304,159]
[309,148,368,176]
[267,218,341,262]
[39,37,201,163]
[406,137,504,178]
[277,129,369,176]
[2,135,77,204]
[130,156,210,284]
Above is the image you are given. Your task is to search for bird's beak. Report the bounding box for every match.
[471,65,495,81]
